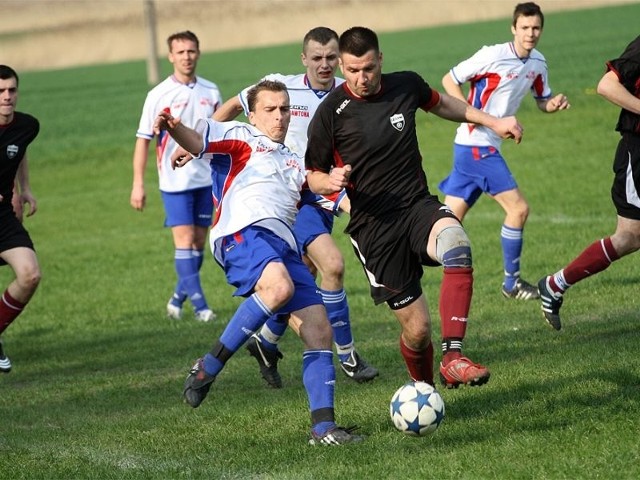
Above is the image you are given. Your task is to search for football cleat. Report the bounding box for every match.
[309,425,364,446]
[538,277,563,331]
[246,334,283,388]
[340,350,379,383]
[166,299,182,320]
[0,339,12,373]
[439,356,490,389]
[501,278,540,300]
[194,308,216,323]
[183,358,216,408]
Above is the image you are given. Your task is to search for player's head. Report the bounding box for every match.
[167,30,200,81]
[511,3,544,57]
[338,27,383,98]
[0,65,19,122]
[247,80,291,143]
[301,27,340,91]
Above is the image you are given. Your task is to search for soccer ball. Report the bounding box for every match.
[389,381,445,436]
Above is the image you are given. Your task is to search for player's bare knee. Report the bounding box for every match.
[257,277,294,309]
[16,266,41,294]
[317,253,345,281]
[435,225,472,268]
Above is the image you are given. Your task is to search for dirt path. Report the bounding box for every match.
[1,0,634,72]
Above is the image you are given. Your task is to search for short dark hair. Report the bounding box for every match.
[167,30,200,51]
[246,79,289,113]
[0,65,19,86]
[302,27,339,52]
[339,26,379,57]
[513,2,544,28]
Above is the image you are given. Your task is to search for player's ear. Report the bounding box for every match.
[248,111,256,126]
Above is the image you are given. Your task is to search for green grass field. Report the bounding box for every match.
[2,4,639,479]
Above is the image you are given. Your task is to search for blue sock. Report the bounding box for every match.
[193,248,205,271]
[320,288,353,363]
[258,314,289,351]
[501,225,523,291]
[172,248,191,306]
[174,248,209,312]
[304,350,336,436]
[203,294,273,376]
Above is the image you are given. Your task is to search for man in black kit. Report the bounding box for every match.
[305,27,524,389]
[0,65,42,373]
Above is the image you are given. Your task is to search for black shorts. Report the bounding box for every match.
[0,204,35,266]
[349,195,458,305]
[611,134,640,221]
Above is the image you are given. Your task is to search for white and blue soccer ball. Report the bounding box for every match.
[390,381,445,436]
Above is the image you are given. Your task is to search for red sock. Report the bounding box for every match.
[0,290,26,334]
[399,337,433,385]
[440,267,472,339]
[563,237,620,285]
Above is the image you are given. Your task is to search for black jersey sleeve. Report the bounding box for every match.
[305,97,336,173]
[607,36,640,134]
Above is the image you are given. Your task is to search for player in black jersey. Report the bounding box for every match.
[0,65,42,373]
[538,35,640,330]
[306,27,523,389]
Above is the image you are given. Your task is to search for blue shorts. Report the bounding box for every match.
[438,144,518,207]
[161,187,213,228]
[220,226,322,314]
[293,204,334,252]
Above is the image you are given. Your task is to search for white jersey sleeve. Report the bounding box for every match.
[238,73,345,157]
[450,42,551,148]
[136,75,222,192]
[193,118,307,263]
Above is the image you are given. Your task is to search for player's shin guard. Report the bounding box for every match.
[440,267,472,339]
[219,293,273,352]
[400,337,434,385]
[501,225,523,291]
[0,290,25,334]
[562,237,620,286]
[258,313,289,350]
[320,288,353,362]
[304,349,336,435]
[175,248,208,311]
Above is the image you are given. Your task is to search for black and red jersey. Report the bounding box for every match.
[0,112,39,201]
[306,71,439,233]
[607,35,640,135]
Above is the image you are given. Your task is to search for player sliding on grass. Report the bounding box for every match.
[306,27,524,389]
[154,79,363,445]
[439,2,570,301]
[212,26,378,388]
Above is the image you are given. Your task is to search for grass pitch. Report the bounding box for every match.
[1,4,639,479]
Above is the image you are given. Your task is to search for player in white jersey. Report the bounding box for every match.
[156,79,363,445]
[130,31,222,323]
[212,27,378,387]
[438,2,570,300]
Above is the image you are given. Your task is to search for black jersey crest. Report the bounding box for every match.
[390,113,405,131]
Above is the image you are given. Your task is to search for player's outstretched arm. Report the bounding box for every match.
[597,70,640,114]
[153,110,204,155]
[441,72,467,103]
[307,165,352,195]
[431,93,523,144]
[537,93,571,113]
